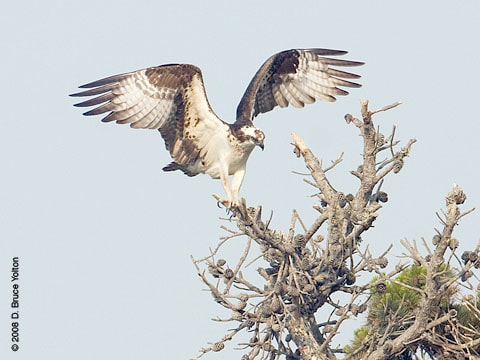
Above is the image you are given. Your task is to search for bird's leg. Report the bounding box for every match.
[213,169,233,209]
[213,167,246,210]
[230,167,246,207]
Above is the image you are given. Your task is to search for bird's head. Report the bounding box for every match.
[240,126,265,150]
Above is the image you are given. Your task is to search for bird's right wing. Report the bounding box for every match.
[71,64,228,171]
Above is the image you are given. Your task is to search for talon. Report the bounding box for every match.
[212,193,233,210]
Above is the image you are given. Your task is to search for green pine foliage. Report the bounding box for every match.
[345,265,460,358]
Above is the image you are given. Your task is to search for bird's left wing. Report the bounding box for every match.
[235,48,364,125]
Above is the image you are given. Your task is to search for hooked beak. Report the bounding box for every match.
[258,142,264,151]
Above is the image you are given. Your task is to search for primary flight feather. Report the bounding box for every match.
[71,48,363,207]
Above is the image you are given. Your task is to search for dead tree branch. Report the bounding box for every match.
[191,101,480,359]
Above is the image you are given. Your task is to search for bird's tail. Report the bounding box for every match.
[162,162,197,177]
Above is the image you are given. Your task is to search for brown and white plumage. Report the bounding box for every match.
[71,48,363,207]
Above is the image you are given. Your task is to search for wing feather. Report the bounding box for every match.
[235,48,364,124]
[72,84,117,97]
[290,82,316,105]
[73,92,116,107]
[71,64,228,175]
[282,82,306,108]
[272,83,289,108]
[326,68,362,79]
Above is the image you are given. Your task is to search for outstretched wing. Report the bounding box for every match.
[235,48,364,125]
[71,64,228,175]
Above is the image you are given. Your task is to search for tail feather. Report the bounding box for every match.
[162,162,198,177]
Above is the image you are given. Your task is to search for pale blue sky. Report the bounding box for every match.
[1,1,480,359]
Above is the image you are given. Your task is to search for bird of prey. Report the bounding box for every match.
[71,48,363,207]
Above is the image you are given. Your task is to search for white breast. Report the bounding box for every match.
[194,128,255,179]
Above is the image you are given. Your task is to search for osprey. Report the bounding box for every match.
[71,48,363,207]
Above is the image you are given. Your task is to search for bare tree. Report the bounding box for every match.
[191,101,479,359]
